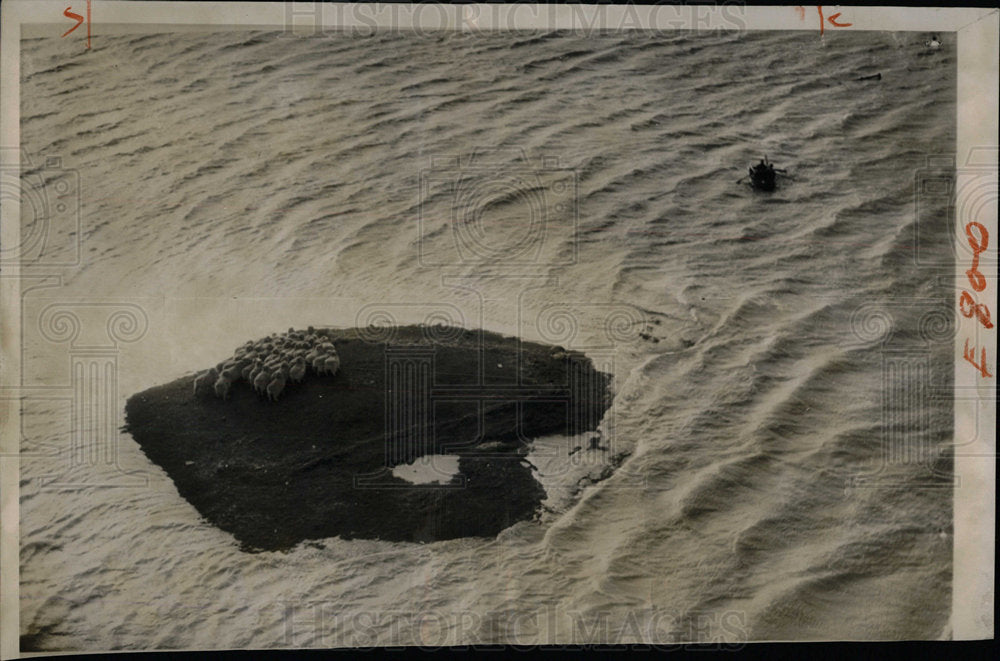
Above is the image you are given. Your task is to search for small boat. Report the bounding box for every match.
[747,160,777,191]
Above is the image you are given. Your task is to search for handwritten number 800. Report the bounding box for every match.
[960,222,992,329]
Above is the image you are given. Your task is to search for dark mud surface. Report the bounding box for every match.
[125,326,612,551]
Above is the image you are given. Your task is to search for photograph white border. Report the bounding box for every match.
[1,3,996,655]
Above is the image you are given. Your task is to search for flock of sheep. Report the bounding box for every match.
[193,327,340,402]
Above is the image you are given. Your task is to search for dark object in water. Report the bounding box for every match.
[748,158,777,191]
[857,72,882,81]
[124,325,613,551]
[740,155,790,192]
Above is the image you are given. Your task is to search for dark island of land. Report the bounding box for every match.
[124,325,613,551]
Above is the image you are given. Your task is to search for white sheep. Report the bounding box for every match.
[253,370,271,394]
[221,364,242,382]
[266,374,286,402]
[193,367,218,397]
[241,360,258,381]
[214,374,232,400]
[289,359,307,383]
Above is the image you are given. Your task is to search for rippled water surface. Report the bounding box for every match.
[18,29,955,648]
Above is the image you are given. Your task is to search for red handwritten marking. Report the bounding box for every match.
[965,222,988,292]
[959,291,994,329]
[827,12,852,28]
[796,6,805,20]
[60,2,91,48]
[963,339,993,379]
[62,7,84,38]
[960,222,993,377]
[811,6,852,35]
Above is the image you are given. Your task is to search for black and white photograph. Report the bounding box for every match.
[1,2,996,654]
